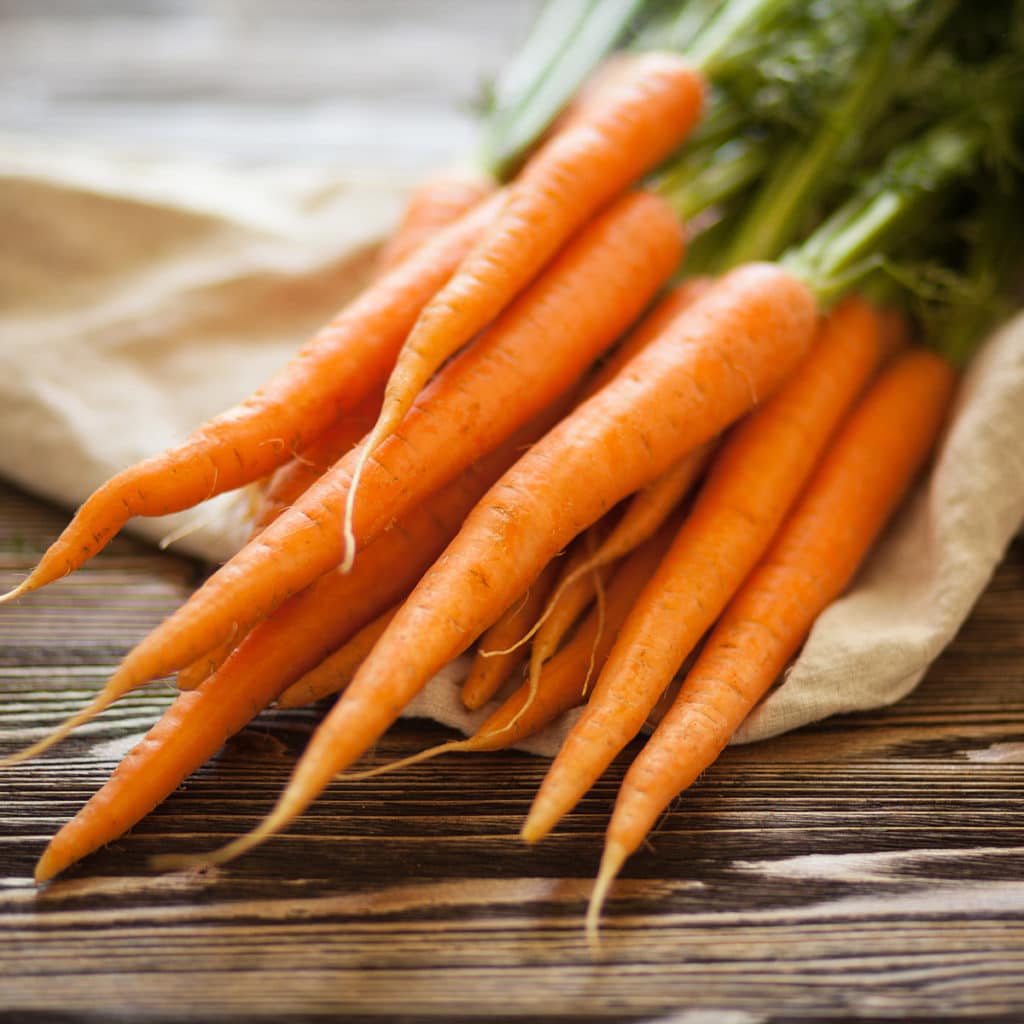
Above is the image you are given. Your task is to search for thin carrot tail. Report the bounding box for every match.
[585,837,630,956]
[486,527,610,661]
[579,567,607,699]
[0,687,121,767]
[341,415,398,573]
[461,563,560,710]
[0,579,32,605]
[151,733,474,872]
[335,739,472,781]
[151,789,307,873]
[153,719,352,871]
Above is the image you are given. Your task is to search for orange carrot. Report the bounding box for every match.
[588,276,713,399]
[275,604,401,710]
[340,53,705,569]
[587,347,956,936]
[201,280,704,697]
[173,393,383,690]
[460,561,560,711]
[31,399,569,881]
[376,166,496,274]
[174,634,238,692]
[521,441,713,680]
[470,520,680,750]
[248,390,382,535]
[488,278,715,668]
[0,191,503,604]
[174,261,817,868]
[523,295,891,842]
[550,442,714,610]
[521,520,618,659]
[337,523,679,779]
[0,188,682,767]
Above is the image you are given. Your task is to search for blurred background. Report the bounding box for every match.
[0,1,540,172]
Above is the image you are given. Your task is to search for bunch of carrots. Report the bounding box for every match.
[4,0,1023,940]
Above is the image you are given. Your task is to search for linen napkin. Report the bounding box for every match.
[2,141,1022,754]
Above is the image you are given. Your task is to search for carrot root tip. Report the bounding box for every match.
[585,839,629,957]
[34,848,64,885]
[337,739,469,781]
[151,798,302,873]
[0,693,114,767]
[0,580,29,605]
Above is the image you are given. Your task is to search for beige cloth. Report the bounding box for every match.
[2,142,1022,754]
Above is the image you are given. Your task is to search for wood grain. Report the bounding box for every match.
[2,3,1024,1021]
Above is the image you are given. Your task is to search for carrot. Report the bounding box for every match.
[516,520,618,658]
[31,398,570,881]
[340,52,705,569]
[174,393,383,690]
[203,278,701,699]
[470,520,680,749]
[275,604,401,711]
[519,277,715,651]
[179,173,486,691]
[522,295,892,842]
[376,166,496,274]
[171,261,817,868]
[0,188,683,768]
[247,390,382,536]
[1,192,504,604]
[485,277,715,671]
[175,634,238,693]
[548,441,714,612]
[336,522,680,780]
[460,561,561,711]
[586,347,956,938]
[589,277,713,397]
[520,441,713,674]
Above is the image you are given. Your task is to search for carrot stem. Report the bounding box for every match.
[720,25,894,267]
[784,121,983,305]
[685,0,791,75]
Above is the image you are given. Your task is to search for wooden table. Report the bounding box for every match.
[2,4,1024,1021]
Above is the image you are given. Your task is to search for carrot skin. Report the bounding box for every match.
[402,53,704,381]
[583,276,714,401]
[470,522,679,751]
[10,192,502,599]
[275,604,401,710]
[102,190,683,698]
[175,396,382,691]
[604,347,956,864]
[322,529,676,783]
[526,520,619,669]
[246,262,818,837]
[460,561,561,711]
[376,166,496,274]
[523,296,891,841]
[248,390,382,535]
